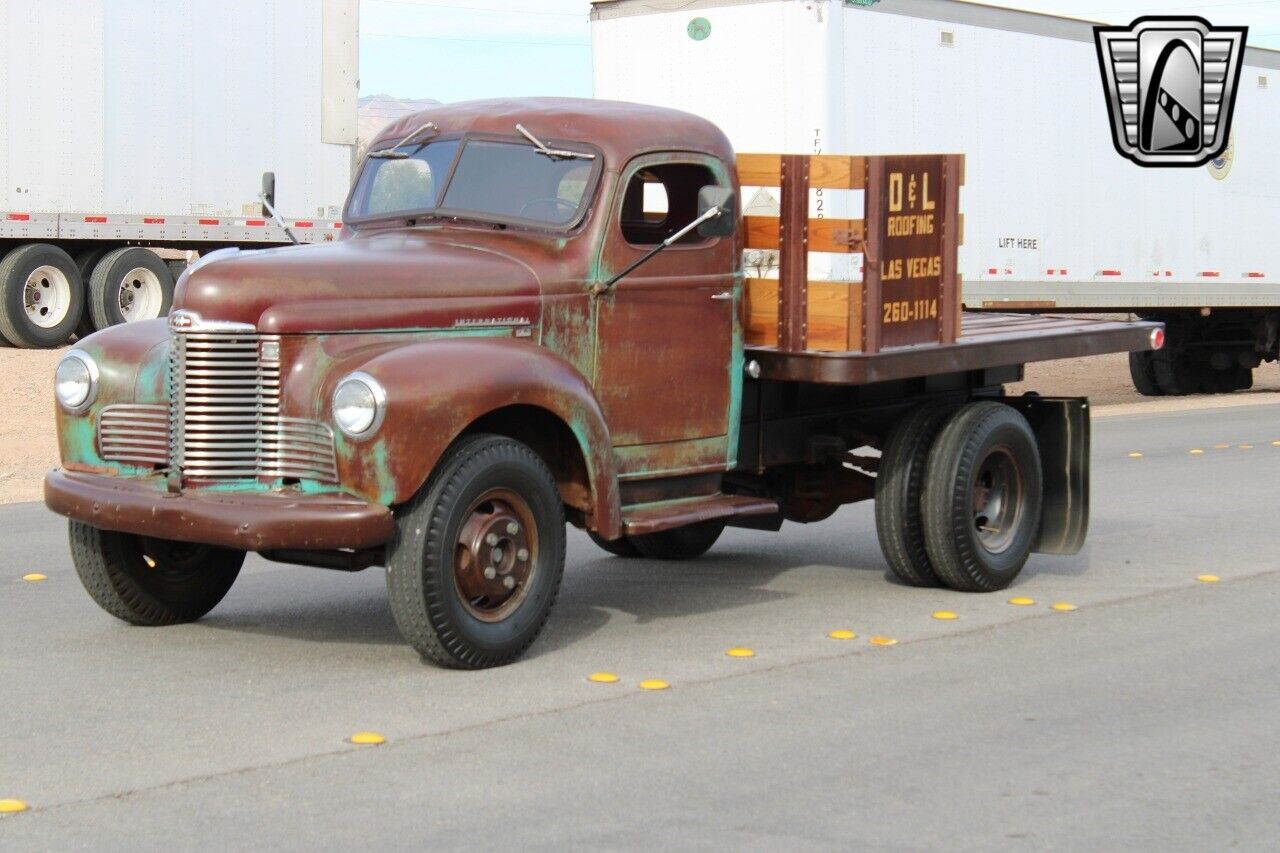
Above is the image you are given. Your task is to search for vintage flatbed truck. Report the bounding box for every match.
[44,99,1161,668]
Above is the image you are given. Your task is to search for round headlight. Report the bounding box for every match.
[55,350,98,412]
[333,372,386,438]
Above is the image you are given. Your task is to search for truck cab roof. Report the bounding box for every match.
[365,97,737,170]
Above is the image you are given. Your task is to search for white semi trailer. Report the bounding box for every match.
[0,0,358,348]
[591,0,1280,395]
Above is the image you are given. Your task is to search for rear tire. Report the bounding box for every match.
[588,530,641,558]
[88,247,174,329]
[1128,350,1163,396]
[386,434,566,668]
[0,243,85,348]
[69,521,244,625]
[629,521,724,560]
[874,403,954,587]
[73,248,109,339]
[922,402,1043,592]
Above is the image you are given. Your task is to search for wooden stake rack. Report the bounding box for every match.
[738,152,964,354]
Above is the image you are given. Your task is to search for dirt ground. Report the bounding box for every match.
[3,344,1278,504]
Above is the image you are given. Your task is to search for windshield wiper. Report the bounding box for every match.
[369,122,440,159]
[515,124,596,161]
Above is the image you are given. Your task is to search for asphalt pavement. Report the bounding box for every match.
[2,403,1278,850]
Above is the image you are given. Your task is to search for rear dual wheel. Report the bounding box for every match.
[876,401,1043,592]
[87,247,174,330]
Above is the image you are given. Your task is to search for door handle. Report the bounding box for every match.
[710,291,733,301]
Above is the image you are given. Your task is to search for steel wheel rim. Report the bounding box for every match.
[24,264,72,328]
[118,266,164,321]
[972,445,1024,554]
[453,487,538,623]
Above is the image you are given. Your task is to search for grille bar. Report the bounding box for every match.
[100,404,169,467]
[167,328,339,483]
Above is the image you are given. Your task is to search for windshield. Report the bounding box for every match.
[347,137,597,228]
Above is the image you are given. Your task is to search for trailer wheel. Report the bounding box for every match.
[1151,347,1194,395]
[874,403,955,586]
[630,521,724,560]
[922,402,1043,592]
[69,521,244,625]
[386,434,565,668]
[1128,351,1164,397]
[88,247,174,329]
[0,243,85,347]
[588,530,641,558]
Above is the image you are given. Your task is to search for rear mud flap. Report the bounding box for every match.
[1001,396,1090,556]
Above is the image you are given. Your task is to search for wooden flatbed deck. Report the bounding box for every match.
[747,313,1162,386]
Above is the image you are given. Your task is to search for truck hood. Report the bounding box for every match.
[174,231,542,333]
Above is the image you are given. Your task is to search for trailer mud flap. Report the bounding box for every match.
[1001,396,1090,556]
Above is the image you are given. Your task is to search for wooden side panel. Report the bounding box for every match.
[743,216,864,253]
[745,280,863,352]
[737,154,867,190]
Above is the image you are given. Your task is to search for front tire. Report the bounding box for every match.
[386,434,566,668]
[922,402,1043,592]
[69,521,244,625]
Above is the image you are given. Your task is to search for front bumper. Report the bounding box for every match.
[44,470,395,551]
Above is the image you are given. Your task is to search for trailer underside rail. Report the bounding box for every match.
[748,312,1162,385]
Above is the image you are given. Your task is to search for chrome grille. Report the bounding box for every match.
[164,324,338,483]
[98,404,169,466]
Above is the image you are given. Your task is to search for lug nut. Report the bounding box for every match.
[502,576,516,590]
[491,547,504,563]
[516,548,529,561]
[485,533,499,546]
[483,566,497,580]
[507,521,520,535]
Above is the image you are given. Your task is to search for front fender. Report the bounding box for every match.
[333,337,622,537]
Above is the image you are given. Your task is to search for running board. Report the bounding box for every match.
[621,494,780,536]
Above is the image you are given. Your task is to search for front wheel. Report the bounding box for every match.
[69,521,244,625]
[921,402,1043,592]
[386,434,566,668]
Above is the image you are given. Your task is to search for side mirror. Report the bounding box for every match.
[261,172,276,212]
[696,185,736,238]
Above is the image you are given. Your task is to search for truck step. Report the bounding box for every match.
[621,494,779,536]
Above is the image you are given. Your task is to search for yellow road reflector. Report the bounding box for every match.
[349,731,386,745]
[1188,449,1204,455]
[1050,602,1077,612]
[21,573,46,582]
[932,611,958,621]
[1126,452,1143,458]
[1272,440,1280,447]
[638,679,669,691]
[725,647,755,658]
[0,799,29,813]
[828,629,857,640]
[1008,596,1035,606]
[869,636,897,646]
[1196,574,1220,583]
[587,672,620,684]
[1238,444,1253,450]
[143,555,157,569]
[1214,443,1230,449]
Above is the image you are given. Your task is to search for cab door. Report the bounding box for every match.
[592,153,739,477]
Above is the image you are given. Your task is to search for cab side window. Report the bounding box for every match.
[621,163,718,246]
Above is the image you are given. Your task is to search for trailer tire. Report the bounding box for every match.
[88,247,174,329]
[1151,347,1193,395]
[0,243,85,348]
[73,248,110,339]
[1128,351,1164,396]
[922,402,1042,593]
[386,434,565,668]
[588,530,641,558]
[69,521,244,625]
[630,521,724,560]
[874,402,955,587]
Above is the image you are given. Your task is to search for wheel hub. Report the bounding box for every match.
[454,488,537,622]
[971,445,1023,554]
[118,266,164,321]
[23,264,71,328]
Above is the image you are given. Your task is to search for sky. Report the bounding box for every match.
[357,0,1280,102]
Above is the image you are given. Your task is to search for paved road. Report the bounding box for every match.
[2,404,1278,850]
